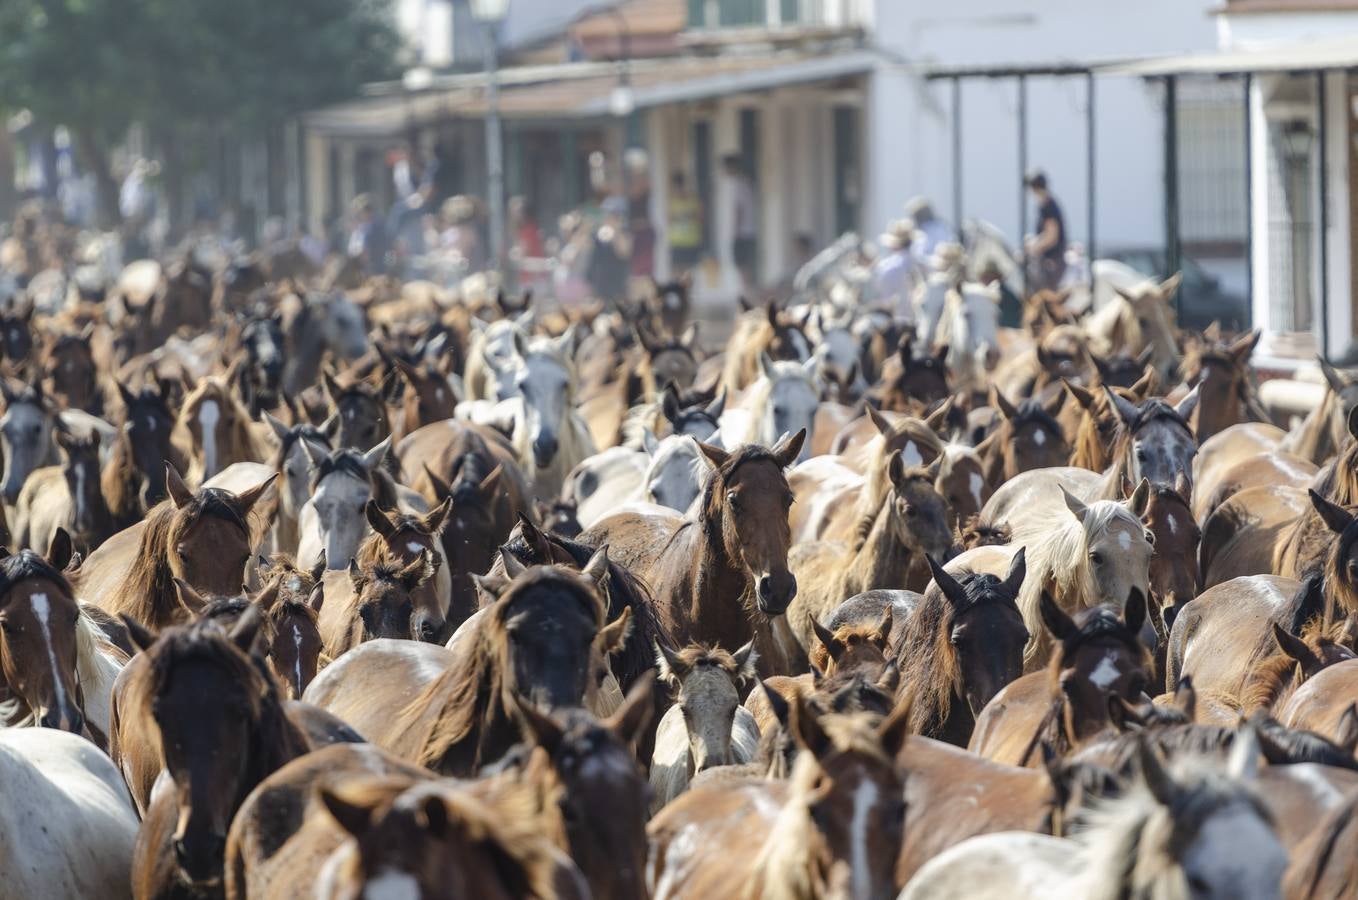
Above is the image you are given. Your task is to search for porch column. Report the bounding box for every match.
[648,107,672,282]
[1322,68,1352,359]
[714,100,740,295]
[759,99,787,285]
[305,130,330,238]
[337,143,357,214]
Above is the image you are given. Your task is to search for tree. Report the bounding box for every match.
[0,0,401,225]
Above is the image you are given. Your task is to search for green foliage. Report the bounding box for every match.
[0,0,402,137]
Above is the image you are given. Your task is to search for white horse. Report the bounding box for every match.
[717,354,821,463]
[901,730,1285,900]
[566,433,709,529]
[936,282,1002,392]
[0,728,139,899]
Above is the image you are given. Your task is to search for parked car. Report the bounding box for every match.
[1101,247,1248,332]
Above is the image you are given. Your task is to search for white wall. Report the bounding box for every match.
[867,0,1220,253]
[1220,11,1358,48]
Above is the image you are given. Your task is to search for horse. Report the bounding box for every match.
[580,432,805,675]
[118,608,312,897]
[235,309,286,417]
[868,340,952,413]
[295,440,410,573]
[355,498,452,642]
[1236,618,1357,716]
[897,553,1029,746]
[322,366,392,452]
[0,379,60,505]
[1178,328,1265,441]
[1082,275,1183,382]
[79,465,274,631]
[980,389,1068,485]
[389,353,458,442]
[41,324,103,415]
[645,698,911,900]
[104,380,182,529]
[259,412,335,554]
[637,321,701,390]
[650,642,760,813]
[0,728,139,899]
[0,535,124,744]
[499,330,597,501]
[937,282,1002,394]
[304,556,625,775]
[968,592,1152,767]
[173,374,267,486]
[281,291,368,397]
[717,354,820,464]
[317,550,436,658]
[787,452,954,655]
[13,426,112,554]
[902,734,1285,900]
[720,302,813,395]
[1143,480,1201,648]
[252,553,326,699]
[1279,357,1358,464]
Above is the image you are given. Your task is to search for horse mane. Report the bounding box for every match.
[268,422,330,469]
[1237,617,1351,713]
[896,578,966,736]
[401,568,603,773]
[102,490,252,629]
[0,548,72,599]
[1311,438,1358,507]
[667,644,742,677]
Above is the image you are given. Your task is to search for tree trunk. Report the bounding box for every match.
[72,127,121,229]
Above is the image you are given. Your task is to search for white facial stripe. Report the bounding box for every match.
[197,399,220,476]
[293,625,304,693]
[1117,530,1131,551]
[406,541,423,554]
[73,463,86,525]
[1032,429,1046,446]
[1166,514,1178,536]
[968,472,984,510]
[1088,653,1122,691]
[363,870,422,900]
[850,779,879,900]
[30,593,67,715]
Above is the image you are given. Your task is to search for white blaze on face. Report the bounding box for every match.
[406,541,423,554]
[293,624,304,694]
[1117,530,1132,551]
[197,399,221,476]
[850,779,880,900]
[30,593,67,715]
[968,472,985,511]
[363,870,422,900]
[1032,428,1046,447]
[73,463,86,526]
[1088,652,1122,691]
[1166,514,1178,536]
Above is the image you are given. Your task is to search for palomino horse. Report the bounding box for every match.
[896,553,1029,746]
[116,608,313,896]
[0,534,123,743]
[14,426,112,553]
[968,593,1152,767]
[0,728,139,899]
[649,641,760,813]
[646,699,910,900]
[174,374,268,486]
[581,432,805,674]
[79,465,275,631]
[717,354,820,463]
[1082,275,1183,383]
[304,555,625,775]
[903,735,1284,900]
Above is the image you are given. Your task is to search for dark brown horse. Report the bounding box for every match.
[40,324,102,415]
[119,608,311,896]
[898,553,1030,746]
[580,431,805,674]
[318,549,436,658]
[870,339,952,413]
[323,367,392,452]
[357,498,451,642]
[252,553,326,699]
[1178,328,1264,441]
[390,353,458,442]
[105,380,183,528]
[981,389,1068,485]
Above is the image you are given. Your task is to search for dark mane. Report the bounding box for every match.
[1008,399,1064,437]
[0,549,72,598]
[310,449,371,489]
[268,422,330,469]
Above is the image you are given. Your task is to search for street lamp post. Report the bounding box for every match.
[470,0,509,274]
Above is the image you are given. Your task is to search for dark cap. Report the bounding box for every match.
[1024,169,1048,189]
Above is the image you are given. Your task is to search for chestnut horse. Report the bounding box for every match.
[317,549,436,658]
[355,498,452,642]
[581,431,805,675]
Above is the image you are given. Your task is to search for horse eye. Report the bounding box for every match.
[906,506,918,518]
[1090,552,1104,566]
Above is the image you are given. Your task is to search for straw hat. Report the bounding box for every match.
[929,242,966,273]
[878,218,916,251]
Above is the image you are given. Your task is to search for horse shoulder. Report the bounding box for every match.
[649,704,694,814]
[901,830,1070,900]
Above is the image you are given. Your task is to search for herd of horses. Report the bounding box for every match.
[5,217,1358,899]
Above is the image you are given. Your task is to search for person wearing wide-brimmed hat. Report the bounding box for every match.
[1024,169,1067,290]
[872,218,923,323]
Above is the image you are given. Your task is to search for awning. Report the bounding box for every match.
[1102,34,1358,78]
[303,50,876,139]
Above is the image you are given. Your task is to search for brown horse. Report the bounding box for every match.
[118,608,312,896]
[581,431,804,675]
[390,354,458,442]
[104,380,183,529]
[317,549,436,658]
[80,465,274,631]
[981,388,1068,485]
[14,427,113,554]
[1236,618,1357,715]
[356,498,451,642]
[174,374,267,486]
[1277,658,1358,747]
[720,302,812,394]
[897,553,1029,746]
[1143,479,1201,647]
[1275,422,1358,579]
[968,592,1151,767]
[41,324,103,415]
[305,558,624,775]
[869,341,952,413]
[1280,357,1358,464]
[252,554,326,699]
[646,698,910,900]
[1176,328,1265,442]
[323,366,393,452]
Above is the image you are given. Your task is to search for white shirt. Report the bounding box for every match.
[873,249,922,322]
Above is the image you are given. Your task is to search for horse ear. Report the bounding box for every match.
[605,670,656,749]
[811,618,841,660]
[1062,378,1095,412]
[361,437,391,472]
[873,608,895,648]
[1337,704,1358,756]
[1172,384,1200,424]
[654,640,687,684]
[1059,486,1088,523]
[234,472,278,515]
[165,462,194,509]
[757,679,791,729]
[347,558,363,588]
[1308,488,1354,536]
[499,547,527,579]
[680,322,699,349]
[473,574,511,607]
[739,295,754,314]
[509,690,566,755]
[318,782,383,837]
[1227,720,1261,781]
[1173,472,1192,504]
[706,388,727,420]
[116,382,137,409]
[867,405,892,436]
[759,352,775,379]
[1230,328,1261,363]
[1001,546,1027,598]
[661,384,682,425]
[1320,357,1350,394]
[364,499,397,539]
[119,615,158,654]
[989,385,1018,421]
[320,413,340,440]
[697,440,730,470]
[771,428,806,468]
[1347,403,1358,443]
[171,578,206,616]
[1127,478,1151,518]
[228,605,265,655]
[877,693,914,760]
[765,303,779,328]
[308,582,325,612]
[1106,695,1142,733]
[1123,588,1147,636]
[46,527,73,573]
[400,550,436,591]
[511,329,530,360]
[1137,740,1178,807]
[478,464,503,498]
[926,554,968,608]
[1039,591,1077,642]
[262,410,290,443]
[581,544,610,591]
[1102,385,1139,426]
[1271,621,1320,673]
[1159,272,1183,300]
[790,692,834,760]
[732,640,759,685]
[887,449,908,493]
[321,368,342,408]
[1173,676,1197,721]
[421,497,452,536]
[598,606,632,655]
[311,551,328,584]
[422,463,452,499]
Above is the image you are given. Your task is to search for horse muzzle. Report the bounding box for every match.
[173,833,227,884]
[532,435,559,468]
[38,705,84,735]
[756,571,797,616]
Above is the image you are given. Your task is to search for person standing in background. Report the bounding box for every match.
[668,171,703,271]
[1024,169,1067,290]
[722,154,757,293]
[872,219,923,325]
[905,197,952,260]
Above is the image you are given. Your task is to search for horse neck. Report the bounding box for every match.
[845,499,914,594]
[687,510,756,647]
[750,769,830,900]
